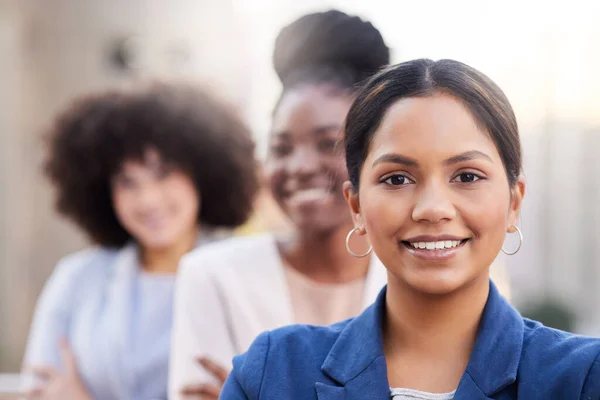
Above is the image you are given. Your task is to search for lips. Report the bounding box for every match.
[400,235,471,261]
[285,186,333,208]
[141,213,169,230]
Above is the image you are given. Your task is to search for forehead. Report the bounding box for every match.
[271,86,352,135]
[366,93,502,165]
[119,148,163,171]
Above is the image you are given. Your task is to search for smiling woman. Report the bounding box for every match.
[220,59,600,399]
[22,83,258,400]
[168,10,391,400]
[346,89,523,295]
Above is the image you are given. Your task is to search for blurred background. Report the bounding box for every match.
[0,0,599,372]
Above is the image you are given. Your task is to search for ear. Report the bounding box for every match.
[507,175,526,232]
[343,181,365,232]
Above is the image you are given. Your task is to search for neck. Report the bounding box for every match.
[278,222,371,284]
[140,228,199,274]
[384,274,490,367]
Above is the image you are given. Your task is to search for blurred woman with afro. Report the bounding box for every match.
[22,83,259,400]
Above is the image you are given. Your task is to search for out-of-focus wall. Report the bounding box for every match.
[0,0,253,371]
[0,0,30,371]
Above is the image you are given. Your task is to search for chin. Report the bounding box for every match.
[291,210,348,234]
[391,266,472,296]
[410,278,464,296]
[138,232,178,250]
[294,219,341,236]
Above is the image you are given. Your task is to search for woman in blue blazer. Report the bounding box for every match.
[220,59,600,399]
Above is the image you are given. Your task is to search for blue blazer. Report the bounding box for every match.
[221,282,600,399]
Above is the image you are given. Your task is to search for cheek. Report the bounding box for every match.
[360,188,410,237]
[263,161,285,195]
[165,177,200,215]
[461,187,510,240]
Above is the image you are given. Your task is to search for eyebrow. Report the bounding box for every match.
[314,125,343,135]
[371,150,493,168]
[443,150,493,165]
[372,153,418,168]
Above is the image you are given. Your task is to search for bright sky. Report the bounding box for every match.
[232,0,600,145]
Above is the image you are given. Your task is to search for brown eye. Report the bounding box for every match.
[270,143,293,157]
[383,174,413,186]
[452,173,481,183]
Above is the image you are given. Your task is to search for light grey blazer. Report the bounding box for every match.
[168,233,388,400]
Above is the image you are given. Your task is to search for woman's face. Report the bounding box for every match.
[112,149,200,250]
[346,93,525,295]
[265,85,353,235]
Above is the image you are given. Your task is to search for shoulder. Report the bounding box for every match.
[48,246,118,287]
[180,233,277,275]
[264,320,348,359]
[521,318,600,364]
[520,319,600,395]
[32,246,119,316]
[229,321,350,396]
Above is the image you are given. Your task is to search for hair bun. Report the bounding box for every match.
[273,10,389,85]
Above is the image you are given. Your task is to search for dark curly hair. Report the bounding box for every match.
[45,83,259,248]
[273,9,390,95]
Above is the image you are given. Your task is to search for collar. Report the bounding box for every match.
[319,281,523,397]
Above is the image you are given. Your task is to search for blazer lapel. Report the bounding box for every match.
[343,356,390,400]
[317,282,523,400]
[316,357,390,400]
[214,234,294,352]
[456,282,523,398]
[318,288,390,399]
[247,234,294,328]
[315,383,345,400]
[454,373,495,400]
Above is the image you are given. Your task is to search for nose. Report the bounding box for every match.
[287,146,320,177]
[411,181,456,224]
[136,182,162,210]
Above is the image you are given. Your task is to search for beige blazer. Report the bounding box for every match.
[168,233,388,399]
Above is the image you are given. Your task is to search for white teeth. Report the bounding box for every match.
[410,240,462,250]
[290,188,329,203]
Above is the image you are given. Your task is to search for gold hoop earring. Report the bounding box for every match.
[345,227,372,258]
[502,225,523,256]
